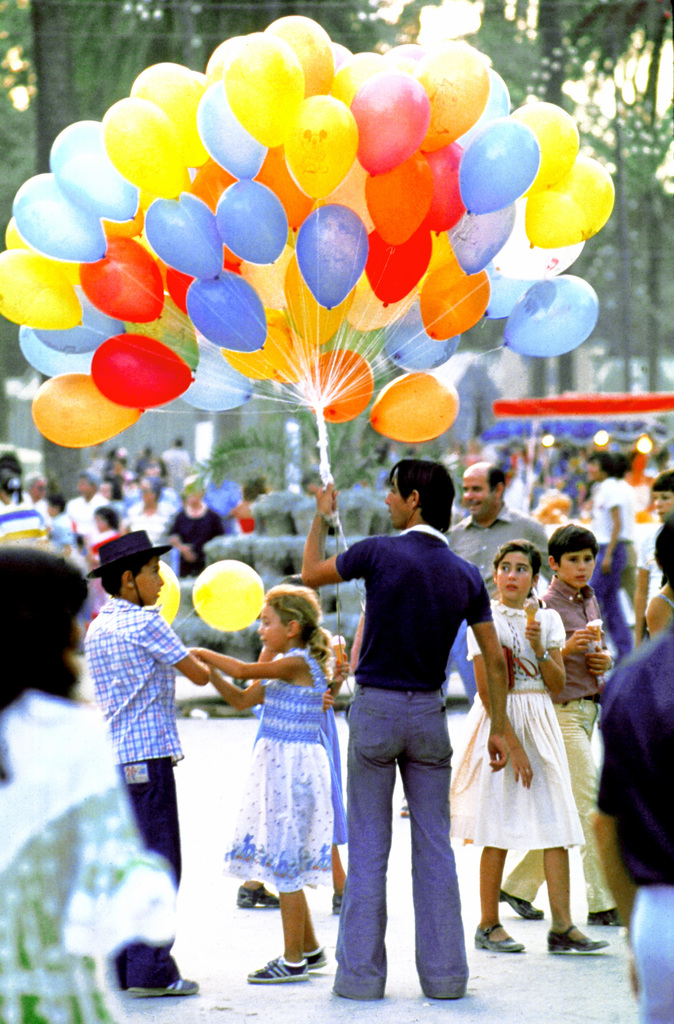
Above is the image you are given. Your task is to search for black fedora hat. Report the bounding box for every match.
[88,530,172,579]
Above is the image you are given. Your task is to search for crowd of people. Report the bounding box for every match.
[1,441,673,1022]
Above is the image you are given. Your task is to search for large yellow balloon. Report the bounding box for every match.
[4,219,81,284]
[525,155,614,247]
[285,95,358,198]
[511,101,579,194]
[331,52,386,106]
[416,43,490,151]
[103,98,189,199]
[285,256,354,346]
[32,374,142,448]
[225,35,304,148]
[370,373,459,442]
[154,560,181,624]
[0,250,81,329]
[205,36,247,86]
[131,63,209,168]
[192,560,265,632]
[266,15,335,97]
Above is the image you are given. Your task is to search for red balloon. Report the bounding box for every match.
[424,143,465,232]
[166,266,194,314]
[80,237,164,322]
[365,224,432,305]
[91,333,192,408]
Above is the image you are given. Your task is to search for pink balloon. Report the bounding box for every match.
[351,71,431,175]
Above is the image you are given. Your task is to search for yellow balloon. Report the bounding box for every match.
[0,249,81,328]
[225,35,304,148]
[153,560,181,624]
[4,220,81,284]
[285,256,354,346]
[416,42,490,151]
[266,15,335,97]
[525,155,614,247]
[240,245,294,310]
[331,52,386,106]
[205,35,247,86]
[32,374,142,448]
[347,275,416,331]
[511,101,579,194]
[103,97,190,199]
[223,313,292,381]
[561,156,615,238]
[192,560,265,632]
[131,63,209,168]
[103,207,145,239]
[370,373,459,443]
[285,95,358,198]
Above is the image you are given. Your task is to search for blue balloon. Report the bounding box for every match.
[384,303,460,370]
[13,173,108,263]
[50,121,139,222]
[485,264,536,319]
[459,118,541,215]
[296,205,368,310]
[449,205,516,275]
[504,276,599,356]
[34,291,124,353]
[197,82,267,180]
[146,194,223,280]
[187,273,267,352]
[183,341,253,411]
[457,68,510,149]
[216,180,288,265]
[19,326,94,376]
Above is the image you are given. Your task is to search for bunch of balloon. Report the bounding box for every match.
[0,15,615,462]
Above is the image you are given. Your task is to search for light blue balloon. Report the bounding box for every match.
[197,82,267,180]
[504,275,599,356]
[296,205,369,310]
[385,303,459,370]
[187,273,266,352]
[50,120,139,222]
[19,325,94,376]
[457,68,510,149]
[459,118,541,215]
[485,264,536,319]
[146,193,223,280]
[216,180,288,265]
[34,290,124,353]
[13,173,107,263]
[449,205,516,275]
[183,341,253,411]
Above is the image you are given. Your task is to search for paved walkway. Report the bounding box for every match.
[102,705,638,1024]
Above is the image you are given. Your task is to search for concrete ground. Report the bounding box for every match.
[96,681,638,1024]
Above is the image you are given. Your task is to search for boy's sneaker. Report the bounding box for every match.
[127,978,199,997]
[237,885,280,909]
[332,891,343,914]
[305,947,328,971]
[248,956,309,984]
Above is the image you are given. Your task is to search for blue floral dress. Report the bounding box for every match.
[225,649,334,892]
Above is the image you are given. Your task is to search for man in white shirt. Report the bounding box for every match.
[66,471,108,550]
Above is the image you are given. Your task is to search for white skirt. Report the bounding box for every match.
[451,690,584,850]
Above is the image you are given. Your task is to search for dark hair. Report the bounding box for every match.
[548,524,599,562]
[99,551,155,596]
[0,547,87,766]
[94,505,120,531]
[47,493,66,513]
[486,465,506,490]
[493,539,542,577]
[611,452,629,479]
[654,515,674,586]
[652,470,674,494]
[588,451,614,476]
[389,459,455,533]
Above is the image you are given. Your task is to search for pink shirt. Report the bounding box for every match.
[542,576,604,703]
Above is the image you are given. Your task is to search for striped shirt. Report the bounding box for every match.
[85,599,188,765]
[0,503,47,542]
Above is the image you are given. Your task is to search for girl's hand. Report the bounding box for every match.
[564,628,593,655]
[586,649,611,675]
[524,618,544,659]
[509,744,533,788]
[322,689,335,713]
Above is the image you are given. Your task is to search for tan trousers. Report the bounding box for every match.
[502,699,615,914]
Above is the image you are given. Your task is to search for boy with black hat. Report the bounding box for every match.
[85,531,210,998]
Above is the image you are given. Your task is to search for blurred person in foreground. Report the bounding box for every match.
[0,546,177,1021]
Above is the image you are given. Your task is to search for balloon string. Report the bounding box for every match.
[315,407,333,487]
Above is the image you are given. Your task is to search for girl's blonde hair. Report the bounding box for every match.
[264,584,332,675]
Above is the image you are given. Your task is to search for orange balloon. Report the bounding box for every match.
[32,373,141,448]
[285,256,354,345]
[240,244,294,309]
[266,15,335,97]
[420,254,490,339]
[365,152,433,245]
[370,373,459,442]
[415,43,490,151]
[103,208,145,239]
[307,349,374,422]
[255,147,313,231]
[189,160,237,212]
[326,159,374,232]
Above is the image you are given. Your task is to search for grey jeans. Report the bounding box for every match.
[334,686,468,1001]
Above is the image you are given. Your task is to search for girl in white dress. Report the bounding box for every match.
[194,585,334,984]
[451,540,608,955]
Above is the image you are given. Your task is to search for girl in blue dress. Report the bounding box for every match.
[194,585,334,984]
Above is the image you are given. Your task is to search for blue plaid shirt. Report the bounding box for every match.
[85,599,188,765]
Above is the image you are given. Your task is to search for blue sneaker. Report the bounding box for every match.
[248,956,309,984]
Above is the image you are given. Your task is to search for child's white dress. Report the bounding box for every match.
[226,648,334,892]
[450,602,584,850]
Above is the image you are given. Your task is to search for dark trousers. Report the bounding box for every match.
[115,757,182,989]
